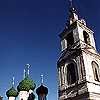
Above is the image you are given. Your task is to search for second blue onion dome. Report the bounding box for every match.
[17,77,36,92]
[36,84,48,95]
[6,86,18,97]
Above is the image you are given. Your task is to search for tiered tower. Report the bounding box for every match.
[58,1,100,100]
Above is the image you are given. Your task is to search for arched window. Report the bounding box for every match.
[83,31,90,45]
[92,61,100,82]
[61,39,67,51]
[66,32,74,47]
[67,63,77,85]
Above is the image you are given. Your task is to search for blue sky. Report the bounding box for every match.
[0,0,100,100]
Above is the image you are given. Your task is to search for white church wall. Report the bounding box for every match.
[82,51,100,83]
[18,91,28,100]
[8,97,15,100]
[87,82,100,94]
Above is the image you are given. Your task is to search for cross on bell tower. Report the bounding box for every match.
[57,1,100,100]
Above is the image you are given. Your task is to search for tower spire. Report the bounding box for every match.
[12,77,14,87]
[70,0,73,7]
[41,74,44,85]
[68,0,78,25]
[23,69,26,79]
[27,63,30,77]
[69,0,77,14]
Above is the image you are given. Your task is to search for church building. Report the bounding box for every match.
[6,64,48,100]
[57,1,100,100]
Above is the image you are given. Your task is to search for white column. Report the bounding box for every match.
[65,64,68,86]
[58,67,61,87]
[61,66,64,85]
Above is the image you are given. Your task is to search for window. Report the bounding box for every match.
[67,63,76,85]
[66,32,74,47]
[83,31,90,45]
[61,39,67,51]
[92,61,100,82]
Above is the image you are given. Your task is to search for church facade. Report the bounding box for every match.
[57,3,100,100]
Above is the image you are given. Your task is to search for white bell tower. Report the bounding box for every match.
[58,1,100,100]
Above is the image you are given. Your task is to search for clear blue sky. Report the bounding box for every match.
[0,0,100,100]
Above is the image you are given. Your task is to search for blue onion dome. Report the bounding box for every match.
[6,87,18,97]
[17,77,36,92]
[36,85,48,95]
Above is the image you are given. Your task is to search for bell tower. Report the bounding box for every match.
[57,1,100,100]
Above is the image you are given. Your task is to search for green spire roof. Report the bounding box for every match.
[17,77,36,92]
[6,87,18,97]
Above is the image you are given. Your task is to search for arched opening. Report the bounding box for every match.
[67,63,76,85]
[95,68,99,81]
[66,32,74,47]
[92,61,100,82]
[83,31,90,45]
